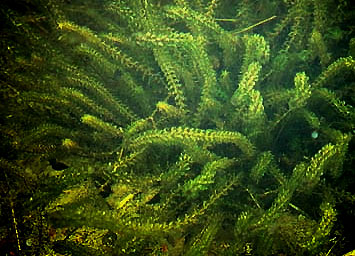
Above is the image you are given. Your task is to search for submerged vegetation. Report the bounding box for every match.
[1,0,355,255]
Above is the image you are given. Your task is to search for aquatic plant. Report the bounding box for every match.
[1,0,355,255]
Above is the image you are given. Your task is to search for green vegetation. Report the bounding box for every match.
[1,0,355,255]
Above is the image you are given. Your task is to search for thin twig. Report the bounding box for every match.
[233,16,277,34]
[10,200,21,253]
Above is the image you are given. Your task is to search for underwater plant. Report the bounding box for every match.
[1,0,355,255]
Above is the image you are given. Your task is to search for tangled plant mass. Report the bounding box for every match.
[1,0,355,255]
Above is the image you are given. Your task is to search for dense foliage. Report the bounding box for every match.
[1,0,355,255]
